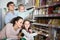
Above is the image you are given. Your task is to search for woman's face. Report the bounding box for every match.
[24,21,30,29]
[16,19,23,28]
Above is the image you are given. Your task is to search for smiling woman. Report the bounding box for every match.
[0,16,23,39]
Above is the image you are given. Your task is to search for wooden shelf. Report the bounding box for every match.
[34,29,49,36]
[32,23,49,27]
[32,23,60,29]
[33,27,49,37]
[38,2,60,9]
[34,14,60,19]
[36,28,49,33]
[29,19,36,22]
[34,0,60,40]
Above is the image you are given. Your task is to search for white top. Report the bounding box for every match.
[0,23,20,39]
[22,29,37,40]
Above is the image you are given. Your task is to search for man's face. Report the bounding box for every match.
[8,4,15,11]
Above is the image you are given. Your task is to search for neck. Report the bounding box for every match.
[13,24,18,31]
[8,10,14,13]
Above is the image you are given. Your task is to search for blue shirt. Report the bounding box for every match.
[16,9,34,19]
[5,11,17,24]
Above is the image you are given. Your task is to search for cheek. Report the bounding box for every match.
[18,23,23,27]
[18,23,21,26]
[28,24,30,26]
[12,7,14,9]
[20,23,23,26]
[17,24,22,28]
[16,23,20,27]
[25,24,30,27]
[10,6,14,9]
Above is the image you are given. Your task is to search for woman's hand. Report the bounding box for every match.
[29,29,32,33]
[18,33,22,39]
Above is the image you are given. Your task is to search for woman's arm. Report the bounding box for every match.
[22,29,37,37]
[24,8,34,14]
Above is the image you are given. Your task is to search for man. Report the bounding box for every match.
[5,1,17,24]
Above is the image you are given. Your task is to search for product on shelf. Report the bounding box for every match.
[48,19,60,26]
[35,0,40,8]
[48,7,54,14]
[46,0,53,5]
[40,0,46,6]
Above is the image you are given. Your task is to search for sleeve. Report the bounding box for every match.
[14,10,18,16]
[22,29,37,37]
[5,14,10,24]
[5,24,18,39]
[25,8,34,14]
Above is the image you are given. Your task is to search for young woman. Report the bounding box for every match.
[0,16,23,39]
[22,20,42,40]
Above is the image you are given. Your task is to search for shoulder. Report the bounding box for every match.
[5,12,12,16]
[5,23,13,28]
[22,29,26,31]
[7,23,13,25]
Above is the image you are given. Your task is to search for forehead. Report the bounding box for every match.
[18,19,23,22]
[9,4,14,6]
[24,21,30,23]
[19,6,25,8]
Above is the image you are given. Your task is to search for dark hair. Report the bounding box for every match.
[10,16,23,26]
[23,20,31,32]
[20,33,24,37]
[23,20,31,24]
[7,1,14,7]
[18,32,24,37]
[18,4,24,8]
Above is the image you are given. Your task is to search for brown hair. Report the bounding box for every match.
[10,16,23,26]
[18,4,24,8]
[23,20,31,33]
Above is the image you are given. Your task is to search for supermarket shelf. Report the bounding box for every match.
[29,19,36,22]
[41,33,49,37]
[34,14,60,19]
[32,23,60,29]
[34,29,49,37]
[35,28,49,33]
[32,23,49,27]
[39,2,60,8]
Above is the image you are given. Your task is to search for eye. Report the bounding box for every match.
[20,22,23,23]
